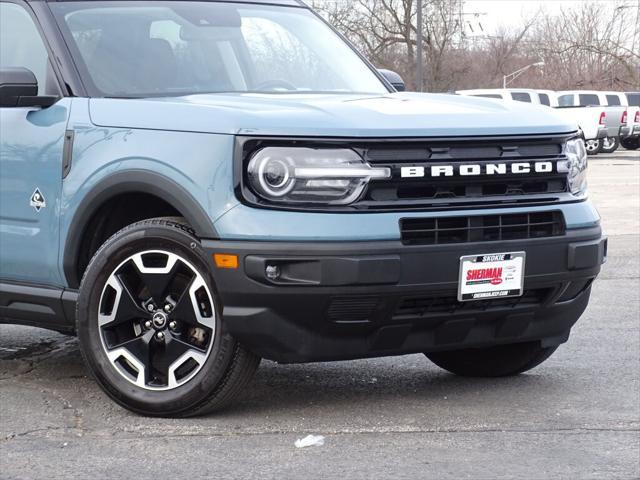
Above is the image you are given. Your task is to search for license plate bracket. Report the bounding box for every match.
[458,252,525,302]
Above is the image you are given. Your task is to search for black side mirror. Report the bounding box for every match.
[378,69,406,92]
[0,67,58,108]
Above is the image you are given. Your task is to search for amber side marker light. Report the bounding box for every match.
[213,253,239,269]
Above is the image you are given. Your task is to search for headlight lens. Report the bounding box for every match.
[246,147,390,205]
[559,138,588,195]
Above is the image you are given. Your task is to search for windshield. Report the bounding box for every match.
[50,1,388,97]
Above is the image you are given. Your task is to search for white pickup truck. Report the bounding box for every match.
[456,89,607,155]
[556,90,630,153]
[620,92,640,150]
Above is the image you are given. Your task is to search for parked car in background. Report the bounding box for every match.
[534,89,557,107]
[552,106,608,155]
[600,91,639,151]
[556,90,625,153]
[456,88,542,104]
[457,89,607,155]
[621,92,640,150]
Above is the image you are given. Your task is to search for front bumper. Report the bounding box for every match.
[203,226,606,363]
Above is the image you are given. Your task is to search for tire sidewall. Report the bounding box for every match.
[620,137,639,150]
[600,136,619,153]
[76,218,235,416]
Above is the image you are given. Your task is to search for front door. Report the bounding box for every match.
[0,1,69,286]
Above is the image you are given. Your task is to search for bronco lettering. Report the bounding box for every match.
[400,161,555,178]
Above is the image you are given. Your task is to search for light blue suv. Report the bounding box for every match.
[0,0,606,416]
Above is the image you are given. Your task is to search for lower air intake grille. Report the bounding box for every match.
[394,288,551,320]
[328,297,380,323]
[400,211,565,246]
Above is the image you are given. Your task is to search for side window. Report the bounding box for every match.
[0,3,52,95]
[510,92,531,103]
[538,94,550,106]
[605,94,621,106]
[474,94,502,99]
[578,94,600,106]
[627,93,640,107]
[558,95,574,107]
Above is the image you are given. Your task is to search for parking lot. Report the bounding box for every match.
[1,150,638,479]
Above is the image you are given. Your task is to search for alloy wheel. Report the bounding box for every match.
[98,250,216,390]
[584,139,600,153]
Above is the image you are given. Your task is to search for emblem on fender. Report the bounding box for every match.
[29,188,46,212]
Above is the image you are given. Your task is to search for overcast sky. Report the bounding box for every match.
[463,0,623,34]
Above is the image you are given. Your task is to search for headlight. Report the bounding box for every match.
[246,147,390,205]
[558,138,588,195]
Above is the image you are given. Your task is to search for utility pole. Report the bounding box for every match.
[416,0,424,91]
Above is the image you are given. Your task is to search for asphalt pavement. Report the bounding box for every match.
[1,149,639,479]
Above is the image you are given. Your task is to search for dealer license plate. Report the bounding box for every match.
[458,252,525,302]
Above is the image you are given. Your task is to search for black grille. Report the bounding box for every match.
[361,137,570,209]
[400,211,565,245]
[238,134,576,212]
[327,296,380,323]
[368,178,567,201]
[365,142,562,162]
[393,288,551,320]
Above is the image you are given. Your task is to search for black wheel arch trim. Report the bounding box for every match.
[62,170,218,288]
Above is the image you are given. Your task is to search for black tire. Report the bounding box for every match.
[621,137,640,150]
[584,138,601,155]
[425,341,558,377]
[76,217,260,417]
[600,136,620,154]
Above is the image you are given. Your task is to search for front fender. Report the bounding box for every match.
[59,119,238,288]
[62,169,222,286]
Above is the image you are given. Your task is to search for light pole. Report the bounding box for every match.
[502,61,545,88]
[416,0,424,91]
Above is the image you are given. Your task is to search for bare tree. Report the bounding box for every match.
[314,0,465,91]
[313,0,640,91]
[530,1,640,90]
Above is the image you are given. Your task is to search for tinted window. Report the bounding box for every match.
[510,92,531,102]
[558,95,574,106]
[578,94,600,106]
[473,94,502,99]
[625,93,640,107]
[51,1,387,97]
[0,3,50,95]
[605,94,621,106]
[538,93,550,106]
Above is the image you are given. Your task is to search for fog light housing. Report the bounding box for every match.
[265,264,280,280]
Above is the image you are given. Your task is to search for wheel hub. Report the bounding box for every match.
[152,311,168,329]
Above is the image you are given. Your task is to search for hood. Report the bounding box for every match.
[88,92,577,137]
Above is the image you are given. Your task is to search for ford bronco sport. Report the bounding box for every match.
[0,0,606,416]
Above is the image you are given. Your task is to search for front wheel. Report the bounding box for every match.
[584,139,601,155]
[76,217,260,417]
[425,341,558,377]
[600,136,619,153]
